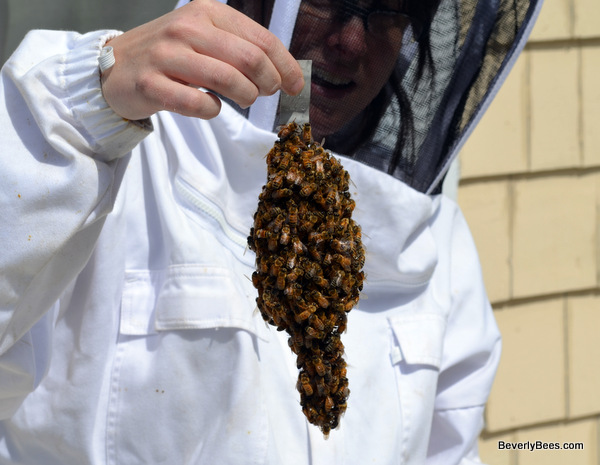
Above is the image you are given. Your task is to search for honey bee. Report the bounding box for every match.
[340,274,356,294]
[313,275,329,289]
[301,122,312,145]
[266,147,278,164]
[306,326,325,340]
[257,257,269,274]
[287,202,299,228]
[272,188,293,199]
[324,335,342,354]
[269,257,284,276]
[299,182,317,198]
[328,374,341,395]
[300,155,313,172]
[297,372,314,396]
[289,331,305,352]
[312,192,327,210]
[298,200,309,216]
[329,157,342,175]
[285,251,297,270]
[314,373,327,396]
[284,283,302,299]
[315,159,325,179]
[308,230,328,245]
[292,236,307,254]
[295,305,315,323]
[266,173,284,190]
[324,395,334,412]
[307,245,322,263]
[286,267,302,283]
[278,121,298,140]
[342,198,356,216]
[333,312,348,333]
[326,289,339,301]
[350,257,365,274]
[309,313,325,331]
[286,166,304,185]
[251,271,261,289]
[325,184,338,205]
[329,269,344,288]
[268,213,285,233]
[312,355,327,377]
[333,254,352,272]
[302,405,319,422]
[276,271,286,290]
[268,234,279,252]
[254,229,270,240]
[342,296,358,312]
[299,213,318,232]
[279,225,291,245]
[310,290,330,308]
[331,238,353,254]
[303,261,321,279]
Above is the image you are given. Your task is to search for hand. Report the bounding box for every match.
[101,0,304,120]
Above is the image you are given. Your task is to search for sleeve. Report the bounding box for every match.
[426,199,502,465]
[0,29,152,418]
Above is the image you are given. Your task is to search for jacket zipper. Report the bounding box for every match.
[174,177,250,251]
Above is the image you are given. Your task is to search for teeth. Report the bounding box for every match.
[313,68,352,86]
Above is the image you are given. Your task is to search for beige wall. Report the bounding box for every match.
[457,0,600,463]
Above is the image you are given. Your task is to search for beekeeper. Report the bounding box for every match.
[0,0,542,463]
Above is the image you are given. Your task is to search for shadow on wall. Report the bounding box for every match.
[1,0,175,65]
[1,1,7,64]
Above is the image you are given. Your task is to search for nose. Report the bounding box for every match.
[327,15,369,58]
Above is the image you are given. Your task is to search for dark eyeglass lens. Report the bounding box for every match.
[302,0,422,41]
[368,12,414,39]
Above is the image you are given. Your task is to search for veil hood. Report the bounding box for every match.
[176,0,543,194]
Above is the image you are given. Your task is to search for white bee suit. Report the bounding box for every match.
[0,0,542,462]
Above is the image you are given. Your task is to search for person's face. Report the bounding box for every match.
[289,0,407,142]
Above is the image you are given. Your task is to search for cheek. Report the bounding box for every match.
[290,19,320,58]
[371,42,401,81]
[361,46,399,99]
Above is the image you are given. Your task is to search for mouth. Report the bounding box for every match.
[312,67,355,91]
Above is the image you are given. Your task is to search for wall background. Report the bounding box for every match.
[458,1,600,463]
[0,0,174,64]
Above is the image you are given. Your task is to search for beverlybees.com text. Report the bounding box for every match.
[498,440,584,451]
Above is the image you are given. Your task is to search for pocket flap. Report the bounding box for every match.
[388,314,446,368]
[120,266,264,339]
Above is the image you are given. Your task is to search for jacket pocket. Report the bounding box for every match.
[388,313,446,461]
[119,265,266,338]
[108,265,268,465]
[389,313,445,368]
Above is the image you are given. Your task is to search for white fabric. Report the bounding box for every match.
[0,29,500,464]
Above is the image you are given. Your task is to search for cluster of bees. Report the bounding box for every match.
[248,122,365,436]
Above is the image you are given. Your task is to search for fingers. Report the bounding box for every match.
[102,63,222,120]
[138,75,223,119]
[192,2,304,95]
[166,52,260,109]
[102,0,304,121]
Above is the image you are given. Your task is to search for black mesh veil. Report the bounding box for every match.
[220,0,543,194]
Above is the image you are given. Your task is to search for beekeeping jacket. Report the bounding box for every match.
[0,0,542,464]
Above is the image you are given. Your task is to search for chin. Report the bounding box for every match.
[309,111,347,143]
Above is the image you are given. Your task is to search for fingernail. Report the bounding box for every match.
[290,77,305,96]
